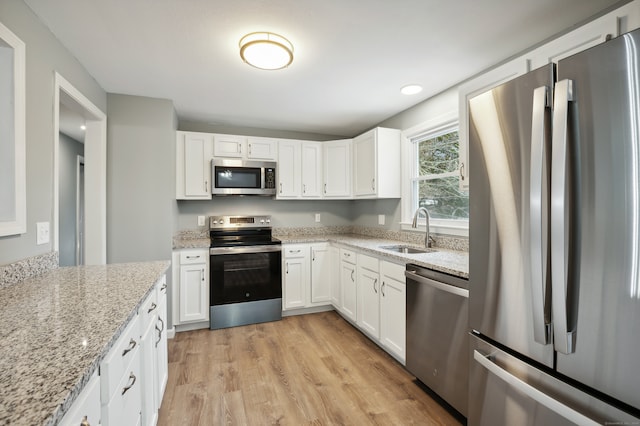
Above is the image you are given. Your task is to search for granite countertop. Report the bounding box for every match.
[278,234,468,278]
[172,232,468,278]
[0,260,170,426]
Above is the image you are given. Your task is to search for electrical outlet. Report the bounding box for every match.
[197,215,206,226]
[36,222,50,245]
[315,213,321,223]
[378,214,385,225]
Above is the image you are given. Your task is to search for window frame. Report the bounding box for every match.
[400,110,469,237]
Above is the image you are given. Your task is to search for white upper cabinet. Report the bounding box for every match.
[176,131,213,200]
[277,139,301,199]
[353,127,401,198]
[246,137,278,160]
[213,134,246,158]
[301,142,323,198]
[323,139,352,198]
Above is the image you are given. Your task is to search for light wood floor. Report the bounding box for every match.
[158,311,464,425]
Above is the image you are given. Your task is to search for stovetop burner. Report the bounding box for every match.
[209,215,280,248]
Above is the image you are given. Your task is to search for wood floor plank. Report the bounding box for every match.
[158,311,463,426]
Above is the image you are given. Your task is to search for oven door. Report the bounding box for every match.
[209,245,282,305]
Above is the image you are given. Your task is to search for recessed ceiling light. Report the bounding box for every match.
[401,84,423,95]
[239,32,294,70]
[80,125,86,130]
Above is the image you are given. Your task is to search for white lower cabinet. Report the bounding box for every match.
[357,253,380,339]
[59,370,101,426]
[282,243,334,310]
[173,249,209,325]
[329,246,341,309]
[380,261,406,363]
[140,286,158,426]
[155,279,169,410]
[339,248,357,322]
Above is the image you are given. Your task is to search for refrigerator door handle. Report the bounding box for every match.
[473,350,599,426]
[530,85,552,345]
[551,79,577,354]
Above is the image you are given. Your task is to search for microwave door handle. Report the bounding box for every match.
[551,79,576,355]
[529,85,552,345]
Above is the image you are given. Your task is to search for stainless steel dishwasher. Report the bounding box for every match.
[405,263,469,417]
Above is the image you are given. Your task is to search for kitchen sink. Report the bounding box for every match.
[379,245,436,254]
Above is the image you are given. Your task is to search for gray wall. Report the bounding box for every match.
[58,133,84,266]
[106,94,176,263]
[0,0,106,264]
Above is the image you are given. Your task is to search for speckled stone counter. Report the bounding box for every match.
[278,234,468,278]
[0,260,170,426]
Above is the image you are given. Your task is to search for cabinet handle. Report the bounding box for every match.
[160,283,167,293]
[202,268,205,281]
[289,249,301,254]
[351,270,355,282]
[186,255,201,259]
[373,278,378,293]
[122,372,137,395]
[286,262,289,274]
[303,184,306,194]
[204,180,208,192]
[155,317,164,347]
[80,415,91,426]
[324,183,327,194]
[239,144,242,154]
[371,178,375,191]
[279,183,283,194]
[122,338,137,357]
[459,162,465,181]
[381,282,386,297]
[147,302,157,313]
[312,250,315,261]
[249,143,252,155]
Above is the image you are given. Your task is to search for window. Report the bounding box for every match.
[401,114,468,236]
[412,128,468,221]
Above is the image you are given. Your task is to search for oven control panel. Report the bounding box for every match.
[209,215,272,229]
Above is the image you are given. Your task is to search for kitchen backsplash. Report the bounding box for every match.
[0,252,59,289]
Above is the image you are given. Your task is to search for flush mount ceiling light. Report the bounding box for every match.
[401,84,423,95]
[239,32,294,70]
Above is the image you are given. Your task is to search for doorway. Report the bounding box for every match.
[54,73,107,265]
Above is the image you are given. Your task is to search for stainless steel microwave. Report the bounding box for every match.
[211,159,277,196]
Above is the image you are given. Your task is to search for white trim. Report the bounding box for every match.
[54,73,107,265]
[0,22,26,236]
[76,155,85,265]
[400,111,468,237]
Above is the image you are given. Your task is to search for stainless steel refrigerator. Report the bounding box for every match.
[469,28,640,425]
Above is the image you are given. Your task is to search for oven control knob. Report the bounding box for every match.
[260,219,265,224]
[266,219,271,224]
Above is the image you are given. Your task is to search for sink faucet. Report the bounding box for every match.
[412,207,434,248]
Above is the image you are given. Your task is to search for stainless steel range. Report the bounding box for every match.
[209,215,282,330]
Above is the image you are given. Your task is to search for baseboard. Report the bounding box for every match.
[167,327,175,339]
[282,305,334,317]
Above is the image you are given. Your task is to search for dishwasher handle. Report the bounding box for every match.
[405,270,469,298]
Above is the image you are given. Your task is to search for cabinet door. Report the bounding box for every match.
[155,288,168,409]
[247,137,277,160]
[301,142,322,198]
[59,371,101,426]
[277,140,301,198]
[329,246,341,309]
[310,244,331,304]
[177,132,213,200]
[323,139,352,197]
[357,266,380,339]
[340,261,357,321]
[353,131,376,196]
[140,315,157,426]
[213,134,246,158]
[283,254,308,309]
[179,264,208,323]
[380,262,406,363]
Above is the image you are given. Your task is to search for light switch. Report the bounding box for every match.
[315,213,321,223]
[378,215,385,225]
[36,222,50,245]
[197,215,206,226]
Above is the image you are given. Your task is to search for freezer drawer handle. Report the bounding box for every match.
[473,350,599,426]
[551,78,577,354]
[529,85,552,345]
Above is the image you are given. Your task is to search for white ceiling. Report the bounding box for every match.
[26,0,623,137]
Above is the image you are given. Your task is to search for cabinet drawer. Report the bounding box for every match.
[139,289,158,333]
[100,314,141,402]
[381,260,405,281]
[103,346,142,426]
[357,253,379,272]
[340,248,356,264]
[283,244,308,258]
[180,250,207,265]
[59,371,101,426]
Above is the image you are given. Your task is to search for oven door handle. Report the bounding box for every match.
[209,245,282,255]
